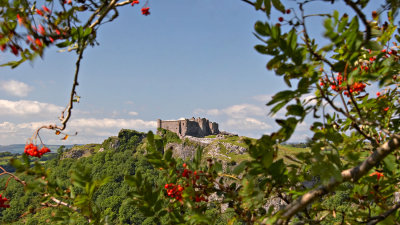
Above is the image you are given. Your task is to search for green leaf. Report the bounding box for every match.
[264,0,272,18]
[383,154,396,173]
[283,75,292,87]
[255,45,268,54]
[255,0,263,10]
[261,149,274,169]
[286,104,305,117]
[0,59,25,68]
[56,41,71,48]
[83,27,92,37]
[269,159,287,182]
[271,0,285,13]
[332,61,346,72]
[267,90,295,105]
[287,29,297,51]
[365,41,383,51]
[233,160,248,175]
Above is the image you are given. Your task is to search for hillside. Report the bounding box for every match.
[0,129,309,224]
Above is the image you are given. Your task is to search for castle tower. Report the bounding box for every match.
[157,119,162,129]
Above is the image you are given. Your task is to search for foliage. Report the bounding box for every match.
[157,128,182,144]
[2,0,400,224]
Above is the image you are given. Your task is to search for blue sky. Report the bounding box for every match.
[0,0,383,145]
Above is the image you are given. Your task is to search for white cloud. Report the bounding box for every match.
[0,99,63,116]
[128,111,138,116]
[195,104,267,118]
[0,117,157,145]
[224,117,271,130]
[0,80,32,97]
[0,122,17,133]
[68,118,156,129]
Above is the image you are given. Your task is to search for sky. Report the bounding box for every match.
[0,0,384,145]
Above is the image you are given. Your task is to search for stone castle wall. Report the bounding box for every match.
[157,117,219,137]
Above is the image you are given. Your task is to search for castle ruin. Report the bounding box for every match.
[157,117,219,137]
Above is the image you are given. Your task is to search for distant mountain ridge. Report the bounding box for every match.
[0,144,75,154]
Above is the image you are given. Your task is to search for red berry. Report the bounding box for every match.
[376,92,381,97]
[1,44,7,52]
[10,45,19,56]
[141,7,150,16]
[131,0,139,6]
[17,14,23,25]
[278,17,284,22]
[286,9,291,14]
[42,6,51,13]
[36,9,44,16]
[372,11,378,19]
[35,39,43,47]
[38,25,45,35]
[183,163,187,168]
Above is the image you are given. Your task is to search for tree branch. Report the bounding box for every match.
[343,0,371,45]
[366,201,400,225]
[275,134,400,224]
[0,166,26,187]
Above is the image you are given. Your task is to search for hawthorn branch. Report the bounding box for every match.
[0,166,26,187]
[317,85,378,145]
[366,201,400,225]
[343,0,371,44]
[89,0,119,29]
[274,134,400,224]
[58,46,85,131]
[240,0,266,11]
[299,3,334,68]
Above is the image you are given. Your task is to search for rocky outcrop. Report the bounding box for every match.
[61,144,98,159]
[166,136,248,161]
[165,142,199,160]
[101,136,120,150]
[220,142,247,154]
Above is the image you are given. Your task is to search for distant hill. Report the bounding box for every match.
[0,144,75,154]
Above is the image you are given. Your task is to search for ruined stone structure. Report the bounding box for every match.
[157,117,219,137]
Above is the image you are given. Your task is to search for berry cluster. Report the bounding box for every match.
[164,163,210,203]
[0,5,66,56]
[164,183,184,201]
[24,143,51,158]
[276,9,291,27]
[320,72,366,97]
[0,194,10,208]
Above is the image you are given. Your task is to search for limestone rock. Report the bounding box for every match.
[165,142,199,160]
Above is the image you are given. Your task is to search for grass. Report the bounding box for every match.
[69,144,102,153]
[205,135,217,138]
[277,144,310,164]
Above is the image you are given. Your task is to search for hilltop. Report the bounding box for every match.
[59,128,309,165]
